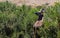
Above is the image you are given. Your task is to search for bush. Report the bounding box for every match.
[0,1,60,38]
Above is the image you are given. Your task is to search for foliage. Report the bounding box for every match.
[0,1,60,38]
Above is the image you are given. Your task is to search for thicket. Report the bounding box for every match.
[0,1,60,38]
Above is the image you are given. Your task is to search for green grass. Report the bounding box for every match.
[0,1,60,38]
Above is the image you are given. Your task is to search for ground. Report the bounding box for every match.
[0,0,60,6]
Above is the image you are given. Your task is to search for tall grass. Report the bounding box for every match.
[0,1,60,38]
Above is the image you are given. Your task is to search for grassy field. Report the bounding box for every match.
[0,1,60,38]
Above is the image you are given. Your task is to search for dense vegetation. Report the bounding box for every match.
[0,1,60,38]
